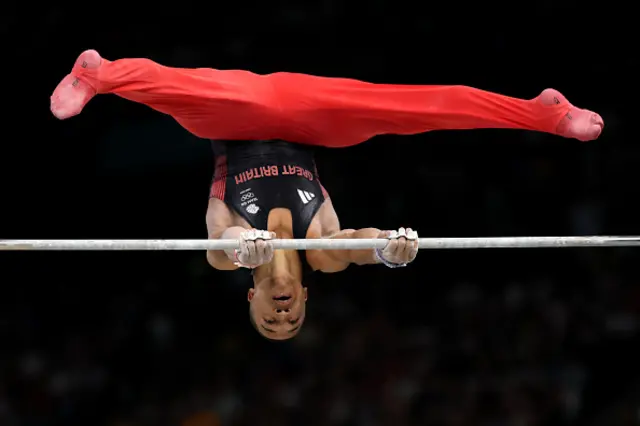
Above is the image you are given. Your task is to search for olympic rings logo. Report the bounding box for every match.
[241,192,255,201]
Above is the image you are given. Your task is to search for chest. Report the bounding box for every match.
[230,206,329,239]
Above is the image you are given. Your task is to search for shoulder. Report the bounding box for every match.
[206,198,250,236]
[206,197,231,215]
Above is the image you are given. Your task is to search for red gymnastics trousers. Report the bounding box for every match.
[51,50,603,146]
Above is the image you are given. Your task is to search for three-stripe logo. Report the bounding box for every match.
[297,189,315,204]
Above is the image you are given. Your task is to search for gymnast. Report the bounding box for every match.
[51,50,603,340]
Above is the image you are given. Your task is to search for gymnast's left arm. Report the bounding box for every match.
[315,227,419,272]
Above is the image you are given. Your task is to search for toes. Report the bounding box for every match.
[591,113,604,128]
[585,113,604,141]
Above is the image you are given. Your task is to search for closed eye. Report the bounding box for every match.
[261,325,276,333]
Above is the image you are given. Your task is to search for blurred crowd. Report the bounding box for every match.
[1,242,638,426]
[1,1,636,425]
[2,93,637,426]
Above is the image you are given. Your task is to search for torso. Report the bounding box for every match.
[207,140,340,271]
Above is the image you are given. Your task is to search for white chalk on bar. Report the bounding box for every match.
[0,236,640,251]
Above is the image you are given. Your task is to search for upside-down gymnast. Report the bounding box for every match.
[51,50,603,340]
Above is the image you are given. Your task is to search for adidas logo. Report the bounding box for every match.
[297,189,315,204]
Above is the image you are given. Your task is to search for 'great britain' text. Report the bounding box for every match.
[235,165,314,184]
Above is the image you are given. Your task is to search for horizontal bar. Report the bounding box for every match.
[0,236,639,251]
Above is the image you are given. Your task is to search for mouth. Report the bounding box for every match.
[272,294,292,305]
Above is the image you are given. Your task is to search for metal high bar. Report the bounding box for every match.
[1,236,640,251]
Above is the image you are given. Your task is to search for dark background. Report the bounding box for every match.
[1,3,638,426]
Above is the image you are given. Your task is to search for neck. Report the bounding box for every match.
[253,226,302,286]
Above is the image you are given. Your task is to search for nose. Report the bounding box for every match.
[275,308,290,314]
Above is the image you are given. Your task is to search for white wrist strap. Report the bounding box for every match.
[374,248,407,268]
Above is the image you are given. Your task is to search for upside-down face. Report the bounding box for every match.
[248,276,307,340]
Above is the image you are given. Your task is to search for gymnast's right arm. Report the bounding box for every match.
[205,199,243,270]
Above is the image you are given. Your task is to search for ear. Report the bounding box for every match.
[303,287,308,301]
[247,288,256,302]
